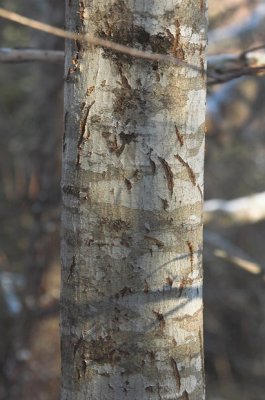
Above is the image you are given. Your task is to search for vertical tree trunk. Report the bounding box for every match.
[61,1,207,399]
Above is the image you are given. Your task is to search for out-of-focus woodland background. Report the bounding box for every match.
[0,1,265,399]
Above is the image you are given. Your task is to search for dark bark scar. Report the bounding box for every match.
[144,279,149,293]
[76,100,95,165]
[63,111,68,152]
[166,276,173,287]
[175,154,196,186]
[153,310,165,331]
[186,241,194,271]
[172,20,185,60]
[158,157,174,196]
[67,255,76,283]
[78,1,86,23]
[170,357,181,391]
[161,197,169,210]
[78,100,95,148]
[144,236,164,248]
[197,183,203,201]
[125,178,132,190]
[149,157,156,174]
[179,390,190,400]
[178,277,192,297]
[175,125,184,146]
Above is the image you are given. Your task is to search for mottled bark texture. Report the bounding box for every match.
[61,1,207,399]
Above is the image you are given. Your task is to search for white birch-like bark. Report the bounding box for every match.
[61,1,207,399]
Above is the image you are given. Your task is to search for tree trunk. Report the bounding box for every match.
[61,1,207,399]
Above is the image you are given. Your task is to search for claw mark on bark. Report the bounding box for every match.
[86,85,95,96]
[166,276,173,287]
[103,131,137,156]
[67,255,76,283]
[149,156,156,174]
[172,20,185,60]
[76,100,95,165]
[144,236,164,248]
[161,197,169,210]
[175,125,184,146]
[116,286,132,298]
[170,357,181,391]
[179,390,189,400]
[78,1,86,24]
[175,154,196,186]
[186,241,194,271]
[78,100,95,148]
[178,277,192,297]
[158,157,174,196]
[63,111,68,152]
[153,310,165,330]
[144,279,149,293]
[197,183,203,200]
[117,63,132,90]
[124,178,132,190]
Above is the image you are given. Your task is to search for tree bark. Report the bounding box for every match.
[61,1,207,399]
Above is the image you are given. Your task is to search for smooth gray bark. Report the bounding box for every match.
[61,1,207,399]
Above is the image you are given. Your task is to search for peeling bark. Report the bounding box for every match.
[61,0,207,399]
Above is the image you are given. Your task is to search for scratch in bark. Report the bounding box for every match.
[124,178,132,190]
[158,157,174,196]
[172,20,185,60]
[166,276,173,287]
[161,197,169,210]
[67,255,76,283]
[76,100,95,166]
[63,111,68,152]
[179,390,189,400]
[153,310,165,331]
[197,183,203,201]
[186,241,194,271]
[170,357,181,391]
[78,1,86,24]
[175,154,196,186]
[149,156,156,174]
[175,125,184,146]
[78,100,95,148]
[144,236,164,248]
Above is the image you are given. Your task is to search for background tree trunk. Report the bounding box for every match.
[61,1,207,399]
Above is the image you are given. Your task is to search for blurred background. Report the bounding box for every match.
[0,0,265,399]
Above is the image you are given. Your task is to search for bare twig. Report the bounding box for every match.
[204,191,265,225]
[0,48,64,63]
[2,7,265,84]
[204,231,262,275]
[0,7,201,71]
[208,46,265,84]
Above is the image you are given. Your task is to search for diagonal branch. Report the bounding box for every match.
[204,230,263,275]
[0,7,201,71]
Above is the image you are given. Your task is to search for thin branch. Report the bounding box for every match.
[0,48,64,63]
[0,7,201,71]
[208,47,265,84]
[204,231,262,275]
[204,191,265,226]
[2,8,265,84]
